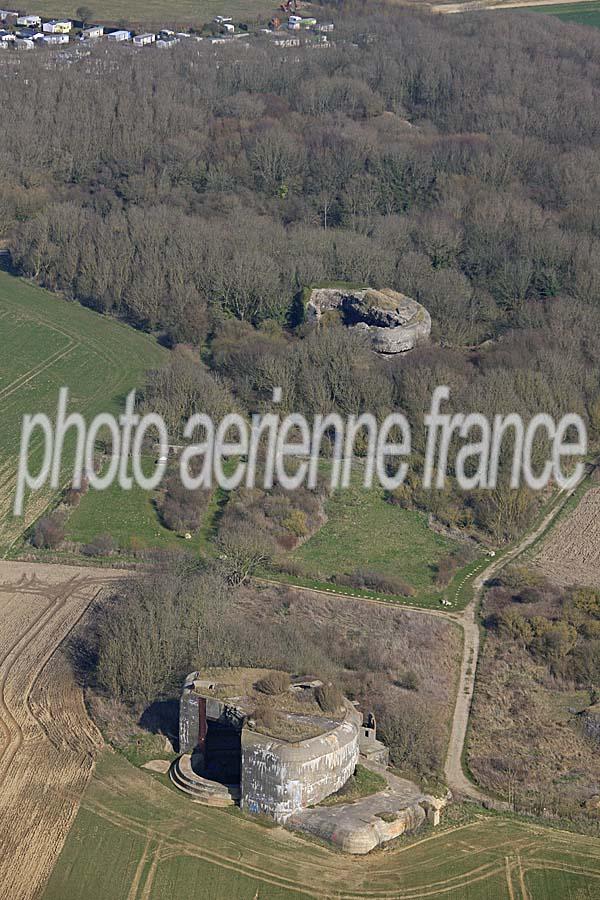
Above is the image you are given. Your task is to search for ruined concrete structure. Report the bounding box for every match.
[241,715,360,820]
[175,668,445,850]
[305,286,431,353]
[178,669,366,821]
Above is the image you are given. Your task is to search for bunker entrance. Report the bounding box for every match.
[192,720,242,787]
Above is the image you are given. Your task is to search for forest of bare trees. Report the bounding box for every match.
[4,5,600,541]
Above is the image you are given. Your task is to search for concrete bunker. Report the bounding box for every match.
[304,285,431,354]
[174,667,445,850]
[177,668,371,820]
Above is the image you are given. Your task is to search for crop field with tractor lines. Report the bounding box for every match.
[533,486,600,587]
[44,748,600,899]
[0,562,125,900]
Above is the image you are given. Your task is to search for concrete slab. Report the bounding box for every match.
[287,765,446,853]
[141,759,172,774]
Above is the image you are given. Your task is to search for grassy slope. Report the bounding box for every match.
[518,2,600,27]
[292,476,460,598]
[0,271,166,549]
[21,0,279,28]
[0,270,462,571]
[43,750,600,900]
[64,464,182,552]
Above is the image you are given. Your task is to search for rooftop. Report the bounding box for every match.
[189,667,344,742]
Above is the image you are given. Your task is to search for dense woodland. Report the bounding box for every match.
[4,6,600,537]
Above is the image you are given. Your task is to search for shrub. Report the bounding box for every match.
[159,474,211,533]
[315,682,345,714]
[397,670,420,691]
[31,514,65,549]
[495,609,533,645]
[335,569,416,597]
[283,509,308,538]
[255,671,290,695]
[63,488,82,507]
[252,700,277,732]
[273,558,303,577]
[387,484,412,508]
[378,699,444,776]
[82,533,115,557]
[218,523,275,584]
[276,533,297,551]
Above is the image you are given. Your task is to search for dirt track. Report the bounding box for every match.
[0,561,124,900]
[431,0,591,13]
[444,470,589,802]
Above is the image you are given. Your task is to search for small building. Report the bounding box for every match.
[316,22,334,32]
[16,14,41,27]
[42,33,69,44]
[15,37,34,49]
[82,25,103,39]
[213,15,232,23]
[156,35,177,47]
[287,21,300,31]
[221,22,234,33]
[132,32,155,46]
[42,19,72,33]
[106,29,130,42]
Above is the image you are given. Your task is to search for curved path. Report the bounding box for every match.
[444,467,592,801]
[259,464,592,805]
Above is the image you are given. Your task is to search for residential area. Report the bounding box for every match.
[0,6,335,50]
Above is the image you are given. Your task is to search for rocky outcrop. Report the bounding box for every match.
[305,286,431,353]
[581,706,600,742]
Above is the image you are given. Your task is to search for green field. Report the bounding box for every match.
[0,271,166,550]
[22,0,279,28]
[64,455,231,555]
[518,1,600,27]
[44,750,600,900]
[64,461,183,552]
[293,478,459,596]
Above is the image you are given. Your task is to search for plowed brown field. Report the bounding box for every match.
[534,487,600,587]
[0,562,123,900]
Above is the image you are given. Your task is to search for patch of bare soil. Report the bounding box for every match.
[431,0,593,12]
[534,488,600,587]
